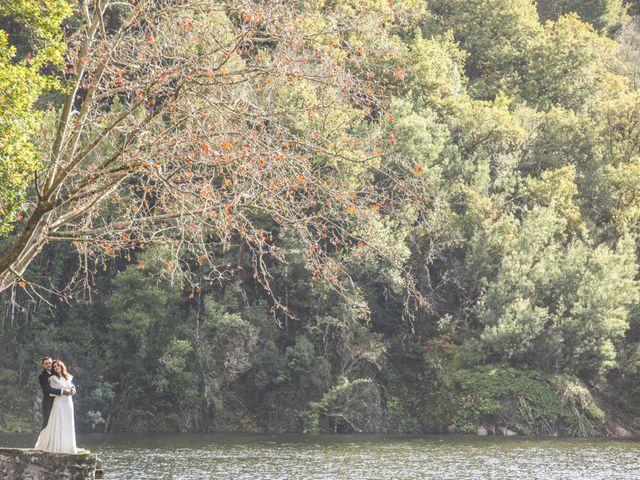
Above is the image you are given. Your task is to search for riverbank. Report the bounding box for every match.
[2,363,636,439]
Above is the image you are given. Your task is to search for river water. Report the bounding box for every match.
[2,433,640,479]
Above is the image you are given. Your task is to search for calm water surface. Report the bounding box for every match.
[2,433,640,479]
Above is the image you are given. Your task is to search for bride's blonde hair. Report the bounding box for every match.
[52,359,70,380]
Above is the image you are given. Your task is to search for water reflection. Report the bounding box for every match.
[2,433,639,479]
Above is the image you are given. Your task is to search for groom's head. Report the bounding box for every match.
[41,357,52,371]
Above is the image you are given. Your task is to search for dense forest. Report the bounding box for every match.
[2,0,640,437]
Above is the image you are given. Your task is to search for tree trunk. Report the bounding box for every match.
[0,206,53,292]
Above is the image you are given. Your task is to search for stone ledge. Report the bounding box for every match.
[0,448,103,480]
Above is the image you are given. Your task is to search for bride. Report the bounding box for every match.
[35,359,78,454]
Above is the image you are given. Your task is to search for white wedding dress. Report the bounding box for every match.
[35,375,78,454]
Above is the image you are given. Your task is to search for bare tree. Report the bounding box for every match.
[0,0,417,297]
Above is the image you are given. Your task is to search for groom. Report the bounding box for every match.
[39,356,74,429]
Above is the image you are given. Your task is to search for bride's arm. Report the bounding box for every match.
[44,376,63,397]
[48,376,65,397]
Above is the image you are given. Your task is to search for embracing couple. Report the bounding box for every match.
[35,356,81,454]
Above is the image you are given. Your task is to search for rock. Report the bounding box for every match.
[95,457,104,479]
[610,425,634,439]
[476,426,488,436]
[0,448,103,480]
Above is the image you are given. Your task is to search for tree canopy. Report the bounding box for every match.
[2,0,640,437]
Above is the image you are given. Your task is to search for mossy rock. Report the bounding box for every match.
[449,365,607,436]
[0,448,101,480]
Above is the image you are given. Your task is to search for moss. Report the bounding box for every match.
[451,365,565,434]
[301,378,384,434]
[550,375,604,436]
[447,365,609,436]
[584,403,605,423]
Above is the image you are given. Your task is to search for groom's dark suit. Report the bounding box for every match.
[39,369,62,429]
